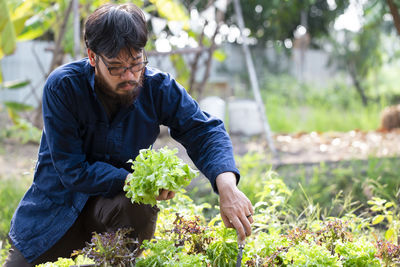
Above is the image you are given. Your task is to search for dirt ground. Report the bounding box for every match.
[1,128,399,179]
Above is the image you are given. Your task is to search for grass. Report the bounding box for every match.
[0,176,31,241]
[231,152,400,218]
[266,102,381,133]
[260,74,386,133]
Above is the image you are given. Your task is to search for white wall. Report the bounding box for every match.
[0,41,53,107]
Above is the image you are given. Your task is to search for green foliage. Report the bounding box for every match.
[223,0,348,42]
[0,239,11,266]
[149,0,189,22]
[35,255,94,267]
[1,117,42,144]
[136,239,183,266]
[136,211,212,266]
[335,239,381,266]
[37,168,400,266]
[71,228,137,266]
[368,197,400,243]
[170,54,190,90]
[284,241,340,266]
[261,74,383,133]
[205,223,238,267]
[0,178,27,240]
[137,239,208,267]
[0,0,17,62]
[0,77,41,145]
[144,188,400,266]
[235,151,400,221]
[374,240,400,266]
[1,79,30,89]
[124,146,198,206]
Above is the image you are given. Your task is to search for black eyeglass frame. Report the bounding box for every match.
[97,51,148,76]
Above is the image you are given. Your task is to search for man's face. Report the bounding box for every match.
[88,48,146,103]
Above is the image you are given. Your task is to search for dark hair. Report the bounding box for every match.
[84,3,148,58]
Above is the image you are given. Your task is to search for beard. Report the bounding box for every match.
[94,70,144,107]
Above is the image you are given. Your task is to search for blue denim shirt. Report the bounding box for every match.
[9,58,239,262]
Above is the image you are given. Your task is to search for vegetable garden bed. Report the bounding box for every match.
[37,170,400,266]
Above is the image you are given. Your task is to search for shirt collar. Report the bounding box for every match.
[84,58,96,92]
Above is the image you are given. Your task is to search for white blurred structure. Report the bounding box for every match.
[228,99,263,136]
[0,41,53,107]
[199,96,226,122]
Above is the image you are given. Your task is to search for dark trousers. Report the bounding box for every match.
[3,192,159,267]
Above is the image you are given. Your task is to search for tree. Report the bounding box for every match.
[1,0,229,131]
[223,0,349,45]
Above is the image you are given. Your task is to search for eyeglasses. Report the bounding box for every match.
[98,52,148,76]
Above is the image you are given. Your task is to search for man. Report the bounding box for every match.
[4,3,253,266]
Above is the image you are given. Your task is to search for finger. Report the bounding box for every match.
[220,212,234,228]
[156,189,168,200]
[166,191,175,200]
[248,200,254,215]
[241,214,252,237]
[244,195,254,215]
[245,197,254,224]
[246,212,254,224]
[230,217,247,242]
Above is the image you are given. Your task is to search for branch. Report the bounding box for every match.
[196,25,219,99]
[146,46,209,56]
[49,0,74,73]
[188,23,207,95]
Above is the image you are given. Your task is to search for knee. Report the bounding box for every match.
[113,193,134,215]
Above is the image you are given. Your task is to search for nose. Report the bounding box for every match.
[120,68,141,81]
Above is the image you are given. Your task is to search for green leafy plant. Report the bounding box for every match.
[169,214,213,254]
[374,239,400,266]
[368,197,399,242]
[124,146,198,206]
[72,228,138,267]
[284,241,341,266]
[136,239,208,267]
[335,238,380,266]
[315,219,353,254]
[205,220,238,267]
[32,168,400,267]
[35,255,94,267]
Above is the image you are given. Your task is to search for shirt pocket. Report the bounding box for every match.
[14,185,60,241]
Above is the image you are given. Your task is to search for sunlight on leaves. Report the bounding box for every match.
[149,0,189,29]
[0,0,17,59]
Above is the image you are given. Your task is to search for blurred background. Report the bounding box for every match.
[1,0,400,254]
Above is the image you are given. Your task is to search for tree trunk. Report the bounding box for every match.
[188,26,206,96]
[387,0,400,36]
[348,62,368,106]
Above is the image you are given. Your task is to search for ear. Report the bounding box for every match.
[87,49,96,67]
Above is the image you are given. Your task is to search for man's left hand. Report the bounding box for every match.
[216,172,254,244]
[156,189,175,201]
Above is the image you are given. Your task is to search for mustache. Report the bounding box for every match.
[117,80,140,88]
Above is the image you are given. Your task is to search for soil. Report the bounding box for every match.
[1,127,399,179]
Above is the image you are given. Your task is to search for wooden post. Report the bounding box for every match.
[232,0,278,159]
